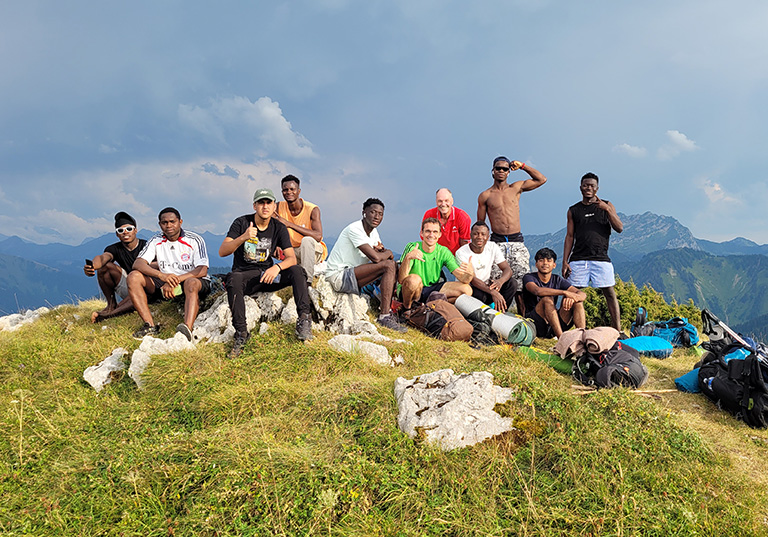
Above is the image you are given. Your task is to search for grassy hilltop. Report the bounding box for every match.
[1,299,768,536]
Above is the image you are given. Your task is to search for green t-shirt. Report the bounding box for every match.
[401,242,459,286]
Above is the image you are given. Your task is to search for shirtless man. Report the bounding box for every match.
[273,175,327,283]
[477,156,547,314]
[421,188,471,254]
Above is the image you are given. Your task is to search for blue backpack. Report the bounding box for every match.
[631,307,699,348]
[622,336,674,359]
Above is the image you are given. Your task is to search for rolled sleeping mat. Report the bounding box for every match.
[454,295,535,346]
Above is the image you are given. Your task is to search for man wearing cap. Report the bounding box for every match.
[422,188,471,254]
[128,207,211,340]
[219,188,314,358]
[477,156,547,315]
[83,211,147,323]
[273,174,327,283]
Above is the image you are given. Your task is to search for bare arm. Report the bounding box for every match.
[596,199,623,233]
[260,247,297,284]
[219,222,256,257]
[397,246,423,284]
[451,261,474,284]
[477,191,488,222]
[515,162,547,192]
[358,243,394,264]
[525,281,585,302]
[84,251,115,276]
[562,209,574,278]
[489,260,513,290]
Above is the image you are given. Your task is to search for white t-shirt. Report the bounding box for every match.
[455,242,504,283]
[138,230,210,276]
[326,220,381,273]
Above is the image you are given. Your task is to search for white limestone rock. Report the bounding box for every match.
[394,369,515,451]
[128,349,152,390]
[328,334,402,367]
[83,348,129,392]
[259,322,270,335]
[0,307,50,332]
[193,293,285,343]
[280,297,298,324]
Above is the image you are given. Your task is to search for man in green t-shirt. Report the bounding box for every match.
[398,218,474,309]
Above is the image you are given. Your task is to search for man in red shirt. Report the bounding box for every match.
[422,188,471,254]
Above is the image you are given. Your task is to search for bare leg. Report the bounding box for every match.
[353,259,397,315]
[182,278,202,329]
[399,274,423,310]
[92,297,136,323]
[570,302,586,329]
[601,286,621,331]
[536,297,564,337]
[440,281,472,302]
[127,271,156,325]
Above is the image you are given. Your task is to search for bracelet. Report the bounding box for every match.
[276,264,282,272]
[520,162,526,169]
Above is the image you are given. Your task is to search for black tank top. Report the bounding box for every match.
[568,201,612,262]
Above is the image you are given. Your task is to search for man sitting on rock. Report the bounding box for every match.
[220,188,314,358]
[454,221,516,312]
[325,198,406,333]
[399,218,474,310]
[127,207,211,341]
[273,174,327,283]
[522,247,586,339]
[83,211,147,323]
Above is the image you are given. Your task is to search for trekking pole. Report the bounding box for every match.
[703,310,768,366]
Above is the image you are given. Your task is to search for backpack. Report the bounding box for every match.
[698,342,768,428]
[572,340,649,389]
[631,309,699,348]
[621,336,674,359]
[402,298,473,342]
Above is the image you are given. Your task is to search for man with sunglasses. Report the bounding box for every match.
[83,211,147,323]
[477,156,547,315]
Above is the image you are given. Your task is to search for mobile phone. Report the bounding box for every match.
[85,258,93,267]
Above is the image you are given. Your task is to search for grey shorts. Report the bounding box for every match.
[326,267,360,294]
[495,242,530,293]
[115,268,129,300]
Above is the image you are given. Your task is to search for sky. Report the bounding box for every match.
[2,0,768,252]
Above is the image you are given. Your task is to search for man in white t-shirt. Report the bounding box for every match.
[454,221,516,312]
[127,207,211,340]
[325,198,405,332]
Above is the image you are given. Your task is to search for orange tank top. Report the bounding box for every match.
[276,199,328,261]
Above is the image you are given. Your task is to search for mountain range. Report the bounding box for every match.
[2,213,767,340]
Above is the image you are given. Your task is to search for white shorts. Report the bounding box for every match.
[115,268,130,299]
[568,260,616,288]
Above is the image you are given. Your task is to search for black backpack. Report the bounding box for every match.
[698,342,768,428]
[572,340,649,389]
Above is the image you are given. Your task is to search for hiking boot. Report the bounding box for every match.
[377,313,407,333]
[133,322,161,339]
[229,331,250,359]
[296,313,314,341]
[176,323,193,342]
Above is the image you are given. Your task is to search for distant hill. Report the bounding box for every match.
[614,248,768,327]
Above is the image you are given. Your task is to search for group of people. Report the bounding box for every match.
[84,159,624,356]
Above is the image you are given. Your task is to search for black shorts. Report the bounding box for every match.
[529,309,571,339]
[150,277,212,300]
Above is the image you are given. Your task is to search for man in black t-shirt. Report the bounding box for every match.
[83,211,147,323]
[523,248,586,339]
[219,188,313,357]
[562,172,624,331]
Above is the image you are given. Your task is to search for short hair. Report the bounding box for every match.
[534,247,557,262]
[581,172,599,184]
[471,221,489,231]
[435,187,452,196]
[421,217,440,231]
[363,198,385,211]
[158,207,180,221]
[281,174,300,186]
[493,156,511,166]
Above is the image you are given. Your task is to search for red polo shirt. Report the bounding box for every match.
[422,206,471,254]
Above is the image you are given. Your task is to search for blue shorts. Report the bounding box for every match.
[568,260,616,288]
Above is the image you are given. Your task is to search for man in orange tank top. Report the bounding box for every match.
[273,175,327,283]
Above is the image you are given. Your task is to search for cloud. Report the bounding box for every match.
[178,96,316,159]
[98,144,118,154]
[700,179,738,204]
[657,130,699,160]
[202,162,240,178]
[613,143,647,158]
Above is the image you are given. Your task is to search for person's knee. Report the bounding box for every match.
[402,274,422,289]
[183,278,202,294]
[540,296,556,311]
[300,236,317,248]
[126,270,143,289]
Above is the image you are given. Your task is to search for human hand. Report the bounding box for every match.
[83,263,95,277]
[260,265,280,284]
[242,222,258,242]
[562,261,571,279]
[562,296,575,311]
[161,283,176,299]
[510,160,525,171]
[491,290,507,312]
[407,249,424,262]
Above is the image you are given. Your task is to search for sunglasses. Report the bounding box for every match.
[494,166,510,172]
[116,225,136,234]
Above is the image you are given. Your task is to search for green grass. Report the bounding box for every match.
[1,300,768,535]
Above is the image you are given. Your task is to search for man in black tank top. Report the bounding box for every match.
[562,172,624,331]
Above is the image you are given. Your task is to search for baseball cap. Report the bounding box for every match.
[253,188,276,202]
